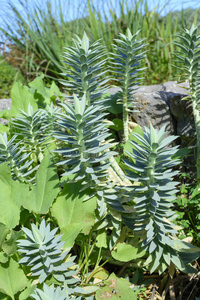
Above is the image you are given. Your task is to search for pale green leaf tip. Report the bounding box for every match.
[127,28,132,40]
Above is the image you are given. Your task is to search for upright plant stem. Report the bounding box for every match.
[174,25,200,183]
[191,90,200,182]
[123,97,129,143]
[187,50,200,183]
[109,155,131,185]
[112,28,146,143]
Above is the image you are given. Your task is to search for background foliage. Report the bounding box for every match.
[0,0,200,94]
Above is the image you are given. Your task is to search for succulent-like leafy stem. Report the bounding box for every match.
[173,24,200,182]
[0,132,35,183]
[32,284,68,300]
[11,104,49,163]
[61,32,109,106]
[112,28,146,142]
[122,124,199,273]
[61,31,130,185]
[17,219,78,286]
[54,94,123,217]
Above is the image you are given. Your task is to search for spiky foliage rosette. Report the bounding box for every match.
[32,284,67,300]
[54,94,123,217]
[11,104,51,162]
[173,24,200,182]
[32,284,82,300]
[61,32,109,106]
[112,28,146,141]
[45,103,61,134]
[0,132,35,183]
[122,124,199,273]
[17,220,78,285]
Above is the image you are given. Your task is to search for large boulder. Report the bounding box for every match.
[134,85,175,135]
[109,81,194,145]
[134,81,195,144]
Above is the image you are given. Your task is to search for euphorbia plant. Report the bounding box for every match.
[173,24,200,182]
[111,29,146,142]
[0,28,199,300]
[54,93,123,217]
[121,125,199,274]
[61,32,109,106]
[60,31,131,184]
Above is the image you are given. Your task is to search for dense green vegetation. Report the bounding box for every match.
[0,1,200,299]
[0,24,200,298]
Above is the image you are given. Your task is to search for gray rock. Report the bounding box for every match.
[0,99,12,125]
[163,81,189,94]
[108,81,194,144]
[132,81,195,144]
[0,99,12,110]
[133,90,175,134]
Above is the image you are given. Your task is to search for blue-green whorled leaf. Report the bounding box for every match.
[119,124,198,273]
[61,32,109,106]
[54,94,124,217]
[0,132,35,183]
[111,28,146,112]
[17,219,78,287]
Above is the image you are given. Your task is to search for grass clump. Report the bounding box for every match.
[0,0,198,87]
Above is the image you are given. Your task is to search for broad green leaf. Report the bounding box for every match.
[0,163,29,229]
[109,118,123,131]
[124,125,144,156]
[96,229,107,248]
[93,268,109,280]
[0,293,9,300]
[95,273,136,300]
[51,182,96,235]
[0,258,28,300]
[105,92,123,114]
[0,124,9,134]
[19,281,36,300]
[61,223,83,249]
[0,252,8,264]
[0,163,11,184]
[29,75,63,107]
[23,153,59,214]
[10,82,38,117]
[79,286,99,295]
[111,243,145,262]
[0,224,9,247]
[2,230,23,256]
